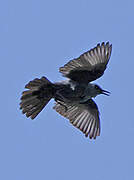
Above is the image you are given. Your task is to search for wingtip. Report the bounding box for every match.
[97,41,112,49]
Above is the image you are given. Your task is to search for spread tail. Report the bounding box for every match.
[20,76,54,119]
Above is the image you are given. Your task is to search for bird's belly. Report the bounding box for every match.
[79,95,92,103]
[54,85,85,103]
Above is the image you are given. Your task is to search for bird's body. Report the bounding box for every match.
[20,42,112,139]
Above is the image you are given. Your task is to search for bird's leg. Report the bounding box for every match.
[59,102,68,112]
[55,98,68,112]
[54,90,70,112]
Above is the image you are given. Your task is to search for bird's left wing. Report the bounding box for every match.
[59,42,112,84]
[53,99,100,139]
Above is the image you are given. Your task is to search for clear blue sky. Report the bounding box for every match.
[1,0,134,179]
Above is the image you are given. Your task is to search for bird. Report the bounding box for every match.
[20,42,112,139]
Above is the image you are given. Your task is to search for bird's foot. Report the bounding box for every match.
[55,99,68,112]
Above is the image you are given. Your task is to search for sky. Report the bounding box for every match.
[1,0,134,179]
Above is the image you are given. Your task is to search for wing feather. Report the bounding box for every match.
[53,99,100,139]
[59,42,112,84]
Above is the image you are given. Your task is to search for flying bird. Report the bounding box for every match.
[20,42,112,139]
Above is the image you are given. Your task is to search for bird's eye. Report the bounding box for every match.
[95,85,99,90]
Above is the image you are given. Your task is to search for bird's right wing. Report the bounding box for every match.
[53,99,100,139]
[59,42,112,84]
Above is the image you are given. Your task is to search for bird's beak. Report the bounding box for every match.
[101,89,110,96]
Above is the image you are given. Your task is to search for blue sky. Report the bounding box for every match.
[1,0,134,179]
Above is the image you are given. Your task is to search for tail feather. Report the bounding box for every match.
[20,96,38,109]
[21,90,35,99]
[25,77,50,89]
[20,76,54,119]
[25,100,48,119]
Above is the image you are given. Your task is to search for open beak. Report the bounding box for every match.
[102,89,110,96]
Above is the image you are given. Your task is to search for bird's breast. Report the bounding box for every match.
[54,83,87,103]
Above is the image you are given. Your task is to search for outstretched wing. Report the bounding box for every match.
[53,99,100,139]
[59,42,112,84]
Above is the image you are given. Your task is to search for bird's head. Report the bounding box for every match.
[92,84,110,97]
[87,84,110,98]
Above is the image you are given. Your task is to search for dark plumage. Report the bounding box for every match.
[20,42,112,139]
